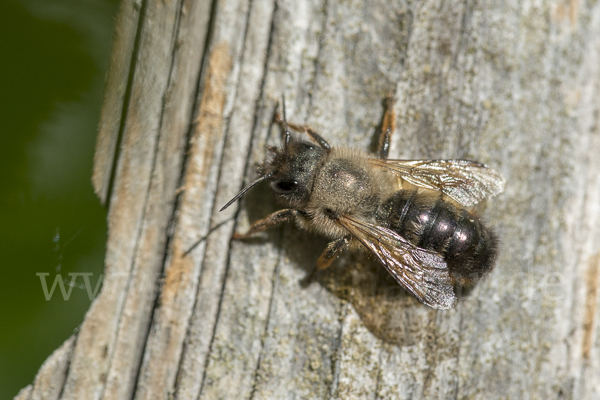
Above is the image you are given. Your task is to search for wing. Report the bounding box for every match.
[370,159,505,207]
[338,215,457,309]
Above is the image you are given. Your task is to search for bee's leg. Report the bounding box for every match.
[378,95,396,159]
[273,113,331,152]
[302,127,331,152]
[233,209,299,239]
[317,236,351,270]
[305,236,352,281]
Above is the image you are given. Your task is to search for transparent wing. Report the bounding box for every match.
[338,216,457,309]
[370,159,505,206]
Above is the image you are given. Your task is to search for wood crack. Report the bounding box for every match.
[103,0,148,207]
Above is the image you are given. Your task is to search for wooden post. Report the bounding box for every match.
[17,0,600,399]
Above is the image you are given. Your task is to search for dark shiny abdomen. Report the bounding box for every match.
[380,190,498,281]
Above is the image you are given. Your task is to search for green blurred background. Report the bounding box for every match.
[0,0,118,397]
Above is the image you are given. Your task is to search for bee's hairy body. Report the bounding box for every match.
[221,97,505,309]
[293,147,396,241]
[282,146,497,283]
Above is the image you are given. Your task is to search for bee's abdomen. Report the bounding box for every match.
[381,191,498,281]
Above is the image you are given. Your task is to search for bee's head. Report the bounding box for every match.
[220,105,326,212]
[262,139,326,208]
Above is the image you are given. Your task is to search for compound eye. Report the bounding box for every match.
[271,180,297,194]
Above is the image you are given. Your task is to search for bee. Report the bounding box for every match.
[220,97,505,309]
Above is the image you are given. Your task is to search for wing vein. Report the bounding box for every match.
[337,215,457,309]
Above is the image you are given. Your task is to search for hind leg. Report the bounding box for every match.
[378,95,396,159]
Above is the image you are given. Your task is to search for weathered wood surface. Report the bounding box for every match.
[17,0,600,399]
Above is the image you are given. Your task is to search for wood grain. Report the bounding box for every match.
[18,0,600,399]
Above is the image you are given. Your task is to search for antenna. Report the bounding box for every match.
[219,172,274,212]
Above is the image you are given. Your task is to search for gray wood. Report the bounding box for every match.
[17,0,600,399]
[92,0,141,205]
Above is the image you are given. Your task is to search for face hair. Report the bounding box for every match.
[220,172,274,212]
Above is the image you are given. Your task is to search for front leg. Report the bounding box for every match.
[378,95,396,159]
[273,113,331,152]
[233,209,300,239]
